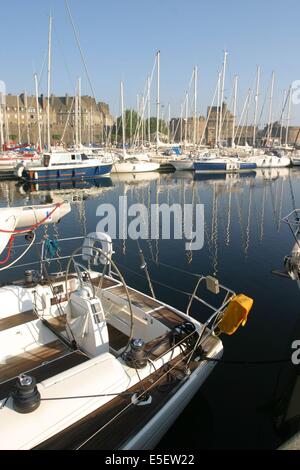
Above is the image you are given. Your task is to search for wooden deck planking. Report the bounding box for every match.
[34,352,196,450]
[151,307,184,328]
[46,315,68,333]
[0,310,36,332]
[91,276,119,289]
[0,350,89,401]
[107,285,161,312]
[0,340,69,383]
[107,323,129,351]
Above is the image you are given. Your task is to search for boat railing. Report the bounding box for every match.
[282,209,300,248]
[3,236,236,336]
[186,275,236,332]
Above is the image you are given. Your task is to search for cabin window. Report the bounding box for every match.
[71,154,76,160]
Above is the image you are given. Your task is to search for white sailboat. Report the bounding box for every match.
[111,82,159,173]
[0,227,253,449]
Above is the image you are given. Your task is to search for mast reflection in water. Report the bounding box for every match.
[1,167,300,449]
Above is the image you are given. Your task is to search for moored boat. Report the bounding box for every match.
[0,230,253,449]
[111,159,160,173]
[193,158,257,173]
[15,152,113,182]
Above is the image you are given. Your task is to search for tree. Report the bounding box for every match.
[113,109,168,144]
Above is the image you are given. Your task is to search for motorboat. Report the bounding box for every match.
[15,152,113,182]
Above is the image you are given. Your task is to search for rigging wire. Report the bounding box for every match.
[65,0,107,140]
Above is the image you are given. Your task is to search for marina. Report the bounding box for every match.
[0,0,300,453]
[0,168,299,449]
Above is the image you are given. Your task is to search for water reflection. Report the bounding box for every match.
[0,168,300,448]
[0,168,298,276]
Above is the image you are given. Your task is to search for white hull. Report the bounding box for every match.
[123,346,222,449]
[111,161,160,173]
[0,232,250,450]
[170,160,194,171]
[0,203,71,255]
[291,157,300,166]
[249,155,290,168]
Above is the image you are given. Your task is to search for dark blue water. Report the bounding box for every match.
[1,167,300,449]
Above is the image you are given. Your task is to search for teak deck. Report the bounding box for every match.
[0,340,69,383]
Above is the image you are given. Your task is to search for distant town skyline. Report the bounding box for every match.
[1,0,300,126]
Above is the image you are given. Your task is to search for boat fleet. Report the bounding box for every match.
[0,143,294,184]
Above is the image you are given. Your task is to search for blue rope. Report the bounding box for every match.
[44,239,59,259]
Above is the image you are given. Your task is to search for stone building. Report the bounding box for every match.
[234,126,257,146]
[170,116,206,144]
[259,122,300,147]
[1,93,113,146]
[206,103,234,146]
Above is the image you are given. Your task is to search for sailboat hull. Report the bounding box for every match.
[122,346,222,450]
[111,162,160,173]
[194,160,257,173]
[22,164,113,182]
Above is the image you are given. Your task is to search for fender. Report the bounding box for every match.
[82,232,113,266]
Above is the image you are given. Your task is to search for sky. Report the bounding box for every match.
[1,0,300,125]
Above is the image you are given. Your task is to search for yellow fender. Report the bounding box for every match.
[217,294,253,335]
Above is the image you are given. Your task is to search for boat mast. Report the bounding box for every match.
[136,93,140,147]
[279,89,286,146]
[253,65,260,147]
[130,109,133,146]
[47,14,52,151]
[193,66,198,146]
[184,92,188,147]
[78,77,81,146]
[75,84,79,147]
[120,81,126,157]
[168,103,171,144]
[156,50,160,152]
[285,85,292,147]
[232,75,238,148]
[267,71,275,146]
[147,76,151,144]
[24,90,30,144]
[180,103,183,144]
[16,95,21,144]
[34,73,42,151]
[218,51,228,145]
[0,96,3,150]
[141,95,144,146]
[216,72,221,146]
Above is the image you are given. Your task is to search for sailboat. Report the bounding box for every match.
[112,82,160,174]
[15,17,113,183]
[0,211,253,449]
[0,202,71,256]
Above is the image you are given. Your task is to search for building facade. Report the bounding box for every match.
[1,93,114,146]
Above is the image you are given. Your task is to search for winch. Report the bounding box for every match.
[12,374,41,414]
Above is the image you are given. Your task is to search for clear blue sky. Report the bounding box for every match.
[1,0,300,125]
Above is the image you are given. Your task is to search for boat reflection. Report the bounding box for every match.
[110,171,159,186]
[18,177,113,194]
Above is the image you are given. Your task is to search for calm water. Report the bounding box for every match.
[1,167,300,449]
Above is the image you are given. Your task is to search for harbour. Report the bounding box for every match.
[0,167,299,448]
